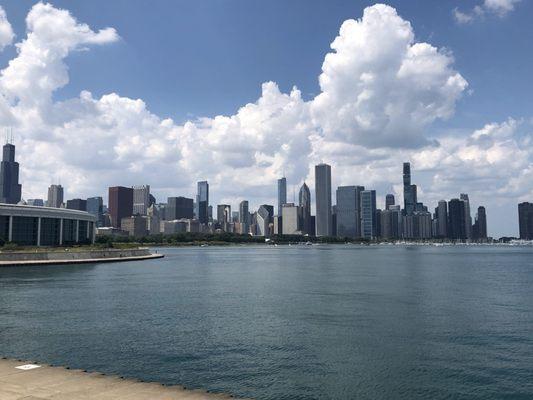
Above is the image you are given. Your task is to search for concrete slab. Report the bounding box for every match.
[0,359,246,399]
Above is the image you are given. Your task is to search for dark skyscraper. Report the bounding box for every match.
[277,177,287,216]
[315,163,332,236]
[197,181,209,224]
[448,198,466,240]
[473,206,487,240]
[403,162,417,215]
[336,186,358,238]
[385,194,395,210]
[436,200,448,238]
[361,190,377,239]
[109,186,133,228]
[66,198,87,211]
[299,182,311,235]
[0,142,22,204]
[518,202,533,240]
[167,197,194,220]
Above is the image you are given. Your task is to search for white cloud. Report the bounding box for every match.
[454,0,521,23]
[0,6,14,50]
[0,2,530,236]
[312,4,467,148]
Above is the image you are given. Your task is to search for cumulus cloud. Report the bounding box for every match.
[312,4,467,148]
[0,2,530,236]
[453,0,521,23]
[0,6,14,50]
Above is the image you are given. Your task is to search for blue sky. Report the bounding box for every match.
[1,0,531,127]
[0,0,531,237]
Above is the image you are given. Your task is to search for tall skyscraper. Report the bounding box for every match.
[460,193,473,239]
[336,186,358,238]
[298,182,311,235]
[448,198,466,240]
[315,163,332,236]
[0,142,21,204]
[47,184,64,208]
[518,202,533,240]
[256,205,271,237]
[87,196,104,227]
[361,190,377,239]
[385,194,395,210]
[403,162,417,215]
[277,177,287,216]
[133,185,150,215]
[436,200,448,238]
[217,204,231,225]
[167,197,194,220]
[109,186,133,228]
[197,181,209,224]
[473,206,487,240]
[239,200,249,233]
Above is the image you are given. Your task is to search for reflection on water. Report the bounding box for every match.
[0,245,532,400]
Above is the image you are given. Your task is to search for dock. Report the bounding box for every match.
[0,358,242,399]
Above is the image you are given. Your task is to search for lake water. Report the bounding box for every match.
[0,245,532,399]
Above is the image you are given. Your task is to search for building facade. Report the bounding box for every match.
[277,177,287,216]
[197,181,209,224]
[47,184,64,208]
[108,186,133,229]
[0,143,22,204]
[0,204,95,246]
[166,197,194,220]
[518,202,533,240]
[315,163,332,236]
[361,190,377,239]
[336,186,358,238]
[66,198,87,211]
[298,183,311,235]
[132,185,150,215]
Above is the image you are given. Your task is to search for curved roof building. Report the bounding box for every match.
[0,203,96,246]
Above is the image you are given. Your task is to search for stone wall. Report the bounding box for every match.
[0,248,152,262]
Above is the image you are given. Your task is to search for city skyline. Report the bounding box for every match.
[0,1,531,236]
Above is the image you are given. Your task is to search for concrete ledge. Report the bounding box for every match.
[0,358,244,399]
[0,252,164,266]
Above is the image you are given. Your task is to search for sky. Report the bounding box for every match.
[0,0,531,237]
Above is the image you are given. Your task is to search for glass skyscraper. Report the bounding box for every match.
[277,177,287,216]
[197,181,209,224]
[315,163,332,237]
[0,142,22,204]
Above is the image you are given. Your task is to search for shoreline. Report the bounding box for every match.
[0,357,243,399]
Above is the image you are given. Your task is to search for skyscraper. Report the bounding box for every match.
[277,177,287,216]
[66,198,87,211]
[473,206,487,240]
[256,205,271,237]
[133,185,150,215]
[217,204,231,225]
[282,203,300,235]
[47,184,64,208]
[361,190,377,239]
[87,196,104,227]
[0,142,21,204]
[239,200,249,233]
[518,202,533,240]
[197,181,209,224]
[166,197,194,220]
[403,162,417,215]
[336,186,358,238]
[448,198,466,240]
[298,182,311,235]
[385,194,395,210]
[436,200,448,238]
[315,163,332,236]
[460,193,473,239]
[108,186,133,228]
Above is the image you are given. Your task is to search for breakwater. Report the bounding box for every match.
[0,248,163,266]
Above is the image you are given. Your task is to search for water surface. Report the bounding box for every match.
[0,245,532,399]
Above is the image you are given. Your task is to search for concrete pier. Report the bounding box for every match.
[0,358,242,399]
